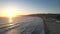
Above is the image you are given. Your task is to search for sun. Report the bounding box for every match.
[6,12,15,18]
[1,3,19,17]
[5,11,17,23]
[0,3,20,23]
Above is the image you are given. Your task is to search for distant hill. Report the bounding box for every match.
[16,14,60,20]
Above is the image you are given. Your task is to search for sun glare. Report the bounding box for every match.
[5,12,16,23]
[6,12,14,23]
[1,4,19,18]
[6,12,16,18]
[1,4,19,23]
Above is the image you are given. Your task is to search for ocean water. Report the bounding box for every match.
[0,17,45,34]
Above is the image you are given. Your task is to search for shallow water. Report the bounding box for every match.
[0,17,45,34]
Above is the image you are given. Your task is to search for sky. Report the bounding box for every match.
[0,0,60,16]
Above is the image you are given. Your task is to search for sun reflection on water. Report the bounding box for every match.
[6,17,19,34]
[8,17,14,27]
[9,17,13,23]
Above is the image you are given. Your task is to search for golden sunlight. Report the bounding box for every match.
[1,11,18,23]
[6,12,16,18]
[5,12,14,23]
[1,4,19,17]
[1,4,19,23]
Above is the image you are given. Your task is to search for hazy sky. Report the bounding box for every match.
[0,0,60,15]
